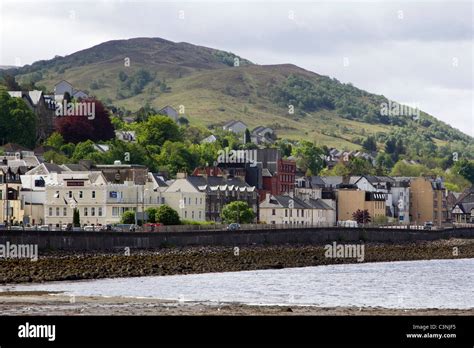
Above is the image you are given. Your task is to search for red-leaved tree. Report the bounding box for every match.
[352,209,371,224]
[55,98,115,144]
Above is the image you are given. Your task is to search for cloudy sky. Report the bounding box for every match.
[1,0,472,136]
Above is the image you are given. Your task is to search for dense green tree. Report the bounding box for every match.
[362,136,377,152]
[454,159,474,184]
[0,74,21,90]
[292,141,325,175]
[375,152,394,172]
[390,160,430,177]
[155,205,180,225]
[347,157,375,176]
[0,88,37,148]
[45,132,64,149]
[156,141,199,175]
[71,140,99,162]
[244,128,251,144]
[139,115,182,147]
[145,207,158,223]
[43,150,69,164]
[278,141,293,158]
[121,211,135,224]
[177,116,189,126]
[221,201,255,224]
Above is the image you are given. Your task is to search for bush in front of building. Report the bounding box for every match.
[121,211,135,224]
[145,207,158,223]
[221,201,255,224]
[155,205,181,225]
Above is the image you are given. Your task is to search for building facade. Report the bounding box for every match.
[409,177,447,226]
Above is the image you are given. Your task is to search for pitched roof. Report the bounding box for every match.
[305,198,335,210]
[152,173,168,187]
[44,162,66,173]
[267,195,310,209]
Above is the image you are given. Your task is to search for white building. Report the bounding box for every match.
[163,174,206,222]
[259,193,335,226]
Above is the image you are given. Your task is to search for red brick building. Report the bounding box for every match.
[260,158,296,199]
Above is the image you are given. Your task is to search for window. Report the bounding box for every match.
[98,207,103,216]
[49,207,53,216]
[112,207,119,217]
[285,209,288,217]
[184,211,187,218]
[84,207,88,216]
[92,191,96,199]
[56,207,60,216]
[91,207,96,216]
[200,198,203,205]
[272,209,276,216]
[63,207,67,216]
[195,198,198,205]
[199,211,202,219]
[192,211,195,219]
[68,191,72,198]
[79,191,83,198]
[54,191,59,198]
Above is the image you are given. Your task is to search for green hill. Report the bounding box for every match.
[5,37,473,155]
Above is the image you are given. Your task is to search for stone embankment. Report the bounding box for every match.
[1,239,472,283]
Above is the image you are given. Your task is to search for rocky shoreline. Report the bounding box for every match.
[1,238,473,284]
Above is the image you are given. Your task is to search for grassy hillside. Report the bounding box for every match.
[6,37,473,154]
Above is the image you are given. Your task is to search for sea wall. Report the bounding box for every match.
[0,227,473,251]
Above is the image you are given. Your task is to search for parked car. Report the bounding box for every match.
[113,224,137,232]
[226,223,241,231]
[83,225,98,232]
[338,220,358,228]
[100,224,113,232]
[38,225,50,231]
[423,221,433,230]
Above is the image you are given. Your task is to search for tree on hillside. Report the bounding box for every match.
[454,159,474,184]
[292,141,325,176]
[362,136,377,152]
[347,157,375,176]
[177,116,189,127]
[0,74,21,90]
[390,160,430,177]
[44,132,65,150]
[0,88,37,148]
[244,128,251,144]
[139,115,182,147]
[352,209,371,224]
[156,141,199,176]
[221,201,255,224]
[155,205,181,225]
